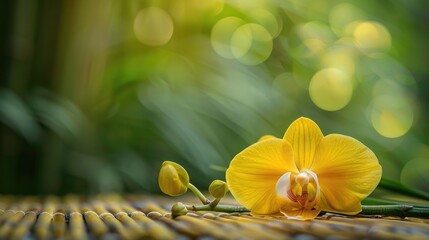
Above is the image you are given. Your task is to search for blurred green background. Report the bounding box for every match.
[1,0,428,196]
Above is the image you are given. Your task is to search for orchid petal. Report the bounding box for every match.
[226,138,298,214]
[311,134,382,214]
[279,207,321,220]
[283,117,323,170]
[258,135,276,142]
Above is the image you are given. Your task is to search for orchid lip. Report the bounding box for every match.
[276,170,320,208]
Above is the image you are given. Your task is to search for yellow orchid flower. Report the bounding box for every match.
[226,117,382,220]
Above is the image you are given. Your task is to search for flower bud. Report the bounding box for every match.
[209,180,229,199]
[171,202,188,219]
[158,161,190,196]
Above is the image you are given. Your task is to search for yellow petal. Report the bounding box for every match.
[226,138,298,214]
[280,207,321,220]
[258,135,276,142]
[310,134,382,214]
[283,117,323,170]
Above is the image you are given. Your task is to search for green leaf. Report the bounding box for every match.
[378,177,429,201]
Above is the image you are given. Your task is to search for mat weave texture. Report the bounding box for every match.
[0,194,428,239]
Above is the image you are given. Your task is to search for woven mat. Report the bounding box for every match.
[0,194,428,239]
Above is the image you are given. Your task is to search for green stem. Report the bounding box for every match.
[360,205,429,219]
[187,183,210,204]
[209,198,221,208]
[363,197,429,208]
[185,204,249,212]
[183,203,429,219]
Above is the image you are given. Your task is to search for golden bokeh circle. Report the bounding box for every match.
[134,7,174,46]
[211,17,246,59]
[231,23,273,65]
[353,21,391,54]
[309,68,353,111]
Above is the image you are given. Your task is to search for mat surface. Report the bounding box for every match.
[0,194,428,239]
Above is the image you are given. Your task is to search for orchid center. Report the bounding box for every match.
[295,172,310,185]
[276,170,320,211]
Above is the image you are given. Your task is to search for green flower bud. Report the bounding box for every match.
[171,202,188,219]
[209,180,229,199]
[158,161,190,196]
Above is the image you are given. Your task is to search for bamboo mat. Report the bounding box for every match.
[0,194,428,239]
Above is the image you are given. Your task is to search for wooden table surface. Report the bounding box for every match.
[0,194,428,239]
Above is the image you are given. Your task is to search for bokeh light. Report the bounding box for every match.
[232,0,271,11]
[210,0,225,15]
[370,94,413,138]
[309,68,353,111]
[370,79,414,138]
[329,3,366,35]
[248,9,282,38]
[352,21,391,55]
[293,22,336,61]
[301,39,327,59]
[231,23,273,65]
[297,22,336,45]
[134,7,174,46]
[190,0,224,15]
[320,46,356,77]
[401,158,429,192]
[211,17,245,59]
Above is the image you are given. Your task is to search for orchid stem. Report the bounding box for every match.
[360,205,429,219]
[182,203,429,219]
[187,183,210,205]
[209,198,221,208]
[185,204,249,212]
